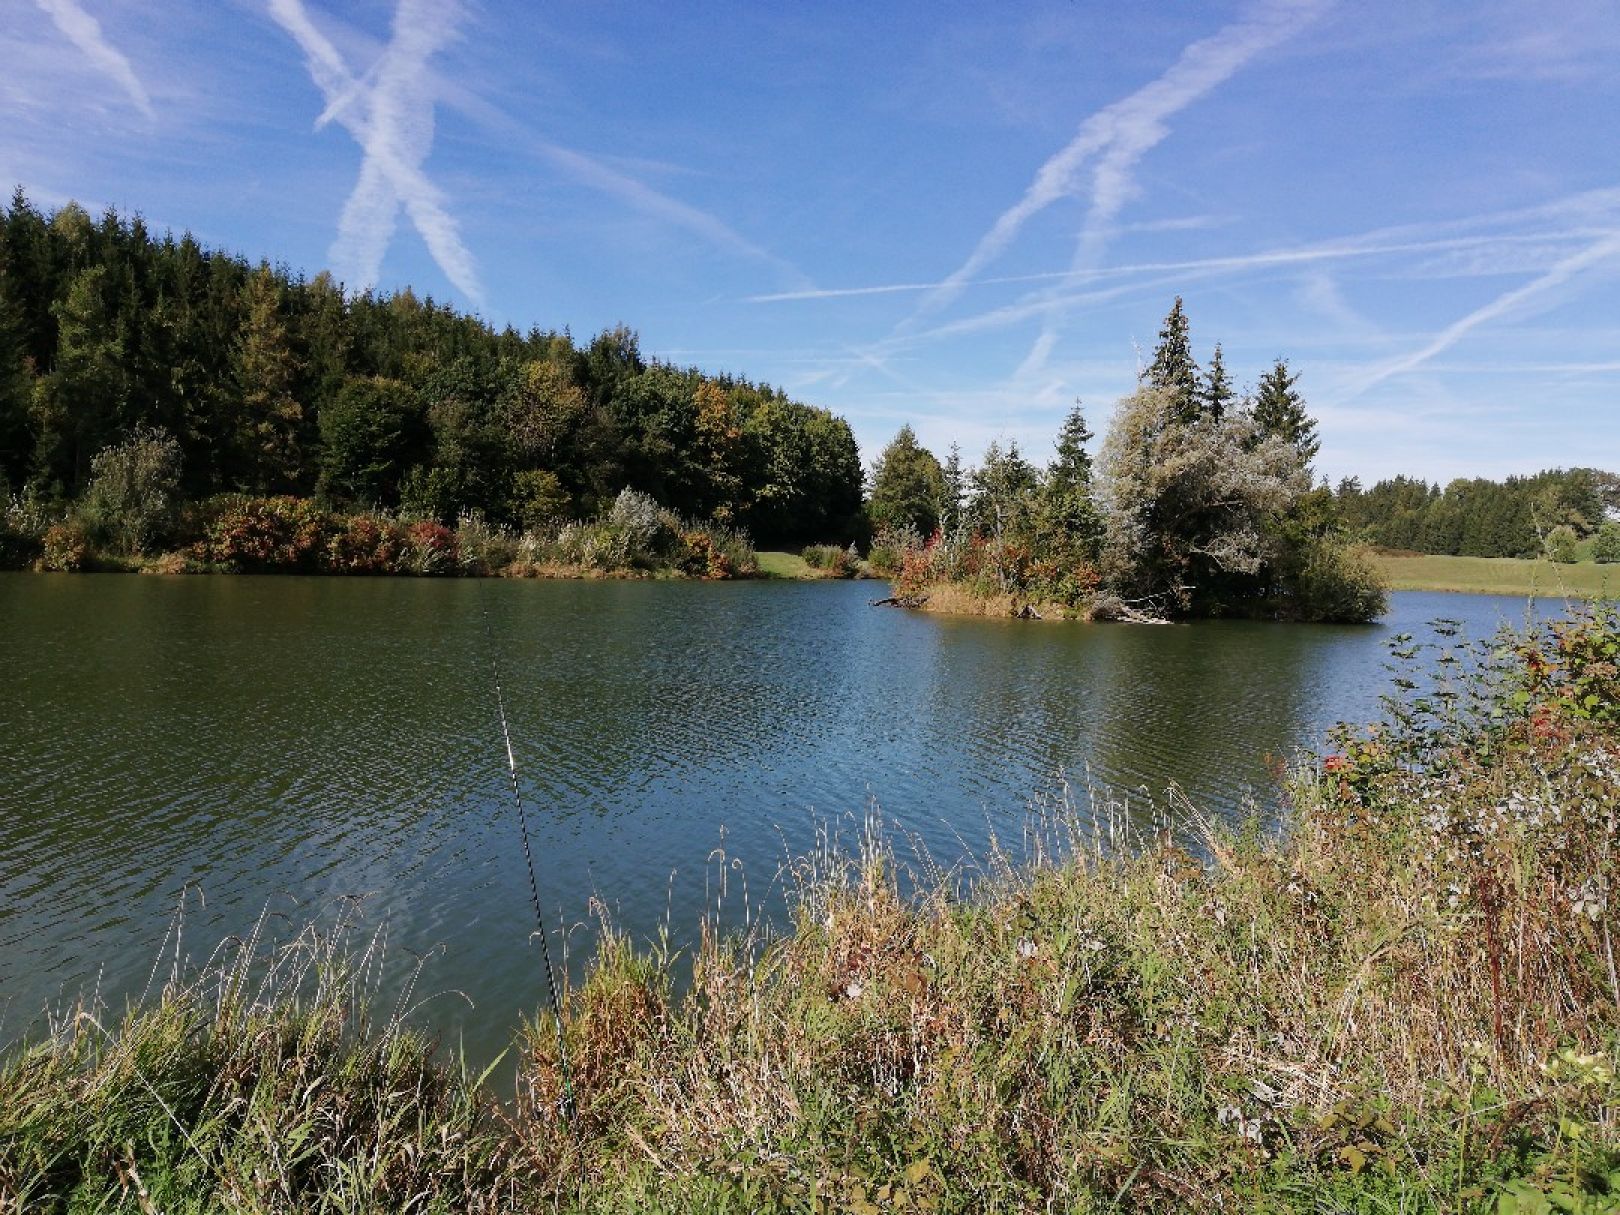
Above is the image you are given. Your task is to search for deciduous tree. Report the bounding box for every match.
[869,424,944,535]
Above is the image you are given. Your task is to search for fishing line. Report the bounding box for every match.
[479,597,578,1125]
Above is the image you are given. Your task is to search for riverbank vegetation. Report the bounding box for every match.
[0,191,862,572]
[871,300,1387,623]
[4,607,1616,1212]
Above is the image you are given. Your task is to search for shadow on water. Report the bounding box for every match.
[0,573,1569,1068]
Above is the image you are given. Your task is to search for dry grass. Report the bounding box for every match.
[914,582,1084,621]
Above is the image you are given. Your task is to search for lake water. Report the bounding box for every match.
[0,575,1560,1064]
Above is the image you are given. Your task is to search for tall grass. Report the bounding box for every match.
[0,914,522,1212]
[4,609,1617,1212]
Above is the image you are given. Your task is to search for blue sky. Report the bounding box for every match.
[7,0,1619,484]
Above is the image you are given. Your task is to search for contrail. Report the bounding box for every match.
[268,0,483,304]
[420,73,813,290]
[1343,231,1620,397]
[1014,0,1331,376]
[906,0,1328,329]
[747,232,1591,303]
[33,0,153,119]
[532,141,812,289]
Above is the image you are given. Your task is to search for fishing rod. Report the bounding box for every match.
[480,601,578,1125]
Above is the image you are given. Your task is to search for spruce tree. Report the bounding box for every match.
[1147,296,1199,422]
[1252,358,1319,468]
[1047,401,1094,497]
[1200,341,1234,422]
[1041,401,1102,557]
[35,266,128,490]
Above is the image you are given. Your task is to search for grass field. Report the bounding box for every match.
[754,549,815,579]
[1372,551,1617,598]
[756,550,876,580]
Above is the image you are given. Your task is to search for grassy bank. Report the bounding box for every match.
[757,547,876,580]
[3,610,1617,1212]
[1373,552,1617,598]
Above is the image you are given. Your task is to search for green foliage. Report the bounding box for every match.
[32,265,128,489]
[967,440,1039,540]
[1200,340,1234,421]
[231,265,304,492]
[863,525,916,577]
[511,467,571,531]
[1282,538,1389,622]
[1546,523,1580,564]
[1595,522,1620,564]
[80,425,183,555]
[1337,468,1612,558]
[1147,294,1199,419]
[868,424,944,536]
[802,542,860,577]
[1252,357,1318,468]
[870,307,1378,622]
[0,483,52,568]
[317,376,420,507]
[0,192,864,547]
[1096,385,1311,615]
[938,442,967,536]
[1037,402,1103,565]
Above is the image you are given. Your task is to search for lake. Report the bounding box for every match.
[0,574,1560,1065]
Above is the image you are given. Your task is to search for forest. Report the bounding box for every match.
[1334,468,1619,562]
[0,191,864,552]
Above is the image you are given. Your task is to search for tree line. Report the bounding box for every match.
[1333,469,1618,561]
[0,191,864,544]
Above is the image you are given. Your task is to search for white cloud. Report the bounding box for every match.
[32,0,152,120]
[268,0,483,304]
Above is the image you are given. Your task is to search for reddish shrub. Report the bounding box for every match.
[194,497,335,571]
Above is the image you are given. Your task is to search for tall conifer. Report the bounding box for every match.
[1252,358,1318,468]
[1147,296,1199,422]
[1200,341,1233,422]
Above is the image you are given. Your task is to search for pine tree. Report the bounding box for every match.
[1252,358,1318,468]
[0,275,34,489]
[1147,296,1199,422]
[1200,341,1233,422]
